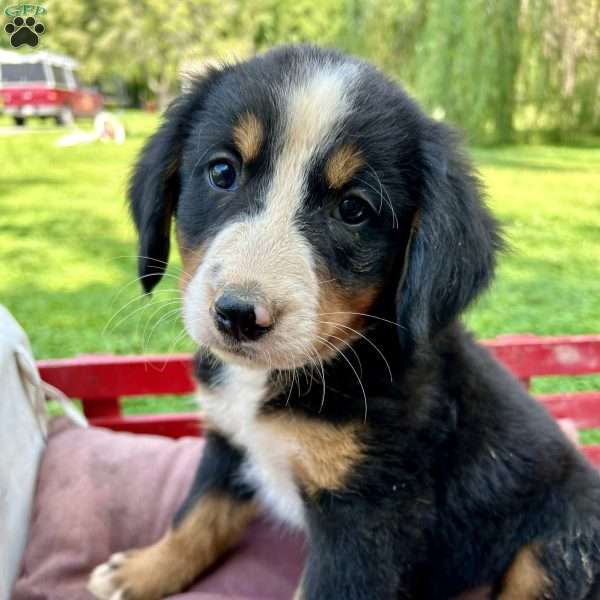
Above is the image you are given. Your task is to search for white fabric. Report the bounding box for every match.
[0,306,53,597]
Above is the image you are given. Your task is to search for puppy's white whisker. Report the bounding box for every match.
[285,369,296,407]
[107,296,181,334]
[320,320,393,383]
[140,305,182,353]
[363,161,398,229]
[103,289,181,335]
[315,334,368,423]
[103,294,151,335]
[113,272,187,303]
[109,256,190,292]
[142,306,183,352]
[307,342,327,413]
[325,333,363,379]
[168,326,193,353]
[354,175,388,212]
[111,254,183,272]
[320,311,406,330]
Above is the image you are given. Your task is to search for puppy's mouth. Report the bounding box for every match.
[208,338,259,361]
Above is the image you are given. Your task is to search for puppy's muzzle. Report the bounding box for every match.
[213,291,273,342]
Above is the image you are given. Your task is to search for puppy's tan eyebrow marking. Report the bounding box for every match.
[232,112,264,162]
[325,144,364,189]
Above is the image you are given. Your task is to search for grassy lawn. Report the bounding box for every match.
[1,111,599,429]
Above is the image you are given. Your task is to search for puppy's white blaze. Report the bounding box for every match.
[266,63,360,224]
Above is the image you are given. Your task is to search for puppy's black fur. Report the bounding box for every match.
[127,46,600,599]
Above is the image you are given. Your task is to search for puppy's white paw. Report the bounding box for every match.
[87,552,128,599]
[88,544,183,600]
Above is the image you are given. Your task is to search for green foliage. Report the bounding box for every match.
[518,0,600,136]
[41,0,253,108]
[336,0,427,84]
[251,0,344,48]
[2,1,599,141]
[412,0,520,143]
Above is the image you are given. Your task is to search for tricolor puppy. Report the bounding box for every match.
[89,46,600,599]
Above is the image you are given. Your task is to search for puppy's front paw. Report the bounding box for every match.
[88,547,178,600]
[88,552,132,600]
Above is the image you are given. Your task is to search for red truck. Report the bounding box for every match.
[0,50,103,126]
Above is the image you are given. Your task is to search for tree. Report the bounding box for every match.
[415,0,521,143]
[335,0,428,87]
[43,0,255,109]
[519,0,600,137]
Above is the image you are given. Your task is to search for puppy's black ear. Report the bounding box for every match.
[128,70,221,293]
[396,121,502,348]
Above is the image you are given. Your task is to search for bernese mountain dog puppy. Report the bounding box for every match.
[89,46,600,600]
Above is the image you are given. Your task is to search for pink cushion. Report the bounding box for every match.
[13,419,305,599]
[13,418,489,599]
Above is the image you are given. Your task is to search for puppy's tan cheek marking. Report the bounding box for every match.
[177,232,206,293]
[316,278,379,359]
[106,494,257,599]
[232,112,264,163]
[497,544,550,600]
[259,415,363,495]
[325,144,364,189]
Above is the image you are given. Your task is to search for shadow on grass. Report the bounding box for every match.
[2,200,134,258]
[0,176,68,195]
[573,222,600,242]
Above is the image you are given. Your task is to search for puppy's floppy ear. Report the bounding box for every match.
[396,121,502,348]
[128,69,222,293]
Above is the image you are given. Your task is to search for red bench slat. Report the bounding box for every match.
[486,335,600,378]
[38,354,196,399]
[538,392,600,429]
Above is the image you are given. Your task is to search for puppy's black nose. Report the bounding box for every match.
[213,294,272,341]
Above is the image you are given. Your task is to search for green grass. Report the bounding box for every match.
[581,430,600,445]
[1,111,599,418]
[0,111,196,413]
[0,110,189,356]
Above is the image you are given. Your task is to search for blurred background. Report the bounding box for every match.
[0,1,598,417]
[4,0,600,143]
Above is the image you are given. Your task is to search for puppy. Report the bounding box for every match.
[89,46,600,599]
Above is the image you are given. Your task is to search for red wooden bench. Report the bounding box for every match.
[37,334,600,467]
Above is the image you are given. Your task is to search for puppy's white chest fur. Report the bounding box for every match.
[199,364,306,529]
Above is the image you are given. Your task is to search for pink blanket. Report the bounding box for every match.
[13,419,489,599]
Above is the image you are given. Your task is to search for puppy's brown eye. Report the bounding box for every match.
[334,195,373,225]
[208,160,237,190]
